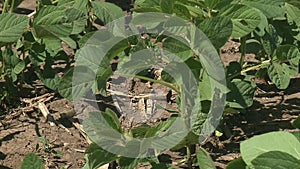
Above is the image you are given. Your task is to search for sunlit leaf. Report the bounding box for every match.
[0,14,28,43]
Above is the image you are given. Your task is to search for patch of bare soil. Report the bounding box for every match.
[0,95,88,169]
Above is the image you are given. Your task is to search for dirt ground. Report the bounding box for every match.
[0,1,300,169]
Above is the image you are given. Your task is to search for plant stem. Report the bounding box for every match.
[119,73,180,93]
[227,59,271,80]
[239,36,246,66]
[36,0,40,12]
[207,8,211,18]
[2,0,10,14]
[175,158,187,166]
[186,145,192,168]
[241,60,271,74]
[51,0,59,4]
[9,0,14,12]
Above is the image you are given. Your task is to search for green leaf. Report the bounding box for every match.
[199,71,212,101]
[83,111,129,157]
[29,43,47,66]
[145,116,176,137]
[131,116,177,138]
[119,157,139,169]
[171,131,199,150]
[134,0,160,8]
[91,1,124,25]
[95,65,112,96]
[36,63,60,91]
[66,8,87,34]
[3,47,20,68]
[161,71,176,83]
[57,0,74,7]
[293,132,300,142]
[0,13,28,43]
[73,0,89,13]
[204,0,221,9]
[221,4,261,37]
[184,5,204,18]
[163,20,225,82]
[58,66,95,101]
[286,3,300,27]
[163,37,194,61]
[173,4,191,20]
[84,143,118,169]
[274,45,300,76]
[254,10,269,36]
[198,16,233,49]
[240,0,285,18]
[226,78,256,109]
[226,157,247,169]
[78,32,95,48]
[101,108,122,132]
[40,0,52,5]
[251,151,300,169]
[293,116,300,128]
[13,60,26,75]
[21,153,44,169]
[117,49,157,75]
[43,38,62,56]
[260,24,280,56]
[286,0,300,8]
[33,7,85,39]
[240,131,300,166]
[160,0,175,13]
[267,62,290,89]
[151,162,176,169]
[132,12,169,30]
[197,147,216,169]
[60,37,77,49]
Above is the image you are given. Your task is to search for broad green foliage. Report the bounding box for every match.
[241,132,300,165]
[220,4,261,38]
[228,131,300,168]
[83,143,118,169]
[0,14,28,43]
[91,1,124,25]
[21,153,44,169]
[226,78,256,109]
[0,0,300,168]
[197,147,216,169]
[239,0,285,18]
[198,16,233,49]
[32,6,86,39]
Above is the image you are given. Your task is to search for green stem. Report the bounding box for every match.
[36,0,40,12]
[186,145,192,168]
[207,8,211,18]
[2,0,10,13]
[51,0,59,4]
[175,158,187,166]
[239,36,246,66]
[227,59,271,80]
[9,0,14,12]
[120,73,180,93]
